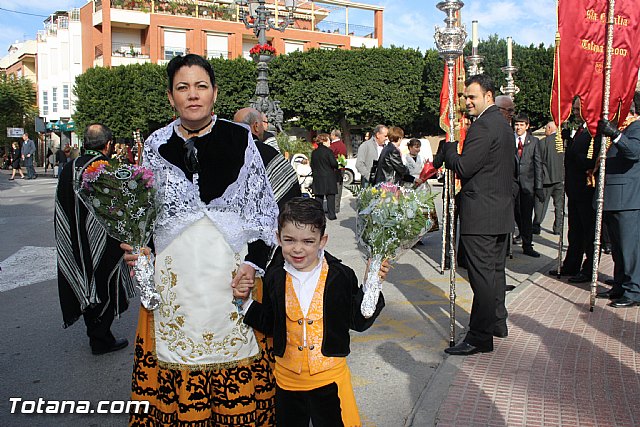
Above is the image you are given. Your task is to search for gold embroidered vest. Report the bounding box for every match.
[277,259,341,375]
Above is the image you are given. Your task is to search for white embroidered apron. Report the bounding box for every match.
[153,216,259,369]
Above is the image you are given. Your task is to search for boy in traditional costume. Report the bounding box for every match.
[235,197,389,427]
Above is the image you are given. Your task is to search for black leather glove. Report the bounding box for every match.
[598,118,621,139]
[442,141,458,156]
[535,188,544,202]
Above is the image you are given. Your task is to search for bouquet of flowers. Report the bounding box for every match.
[76,160,160,310]
[356,182,436,317]
[249,43,277,59]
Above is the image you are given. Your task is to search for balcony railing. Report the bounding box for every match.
[315,21,374,38]
[93,1,378,39]
[163,45,188,60]
[112,42,150,58]
[205,49,231,59]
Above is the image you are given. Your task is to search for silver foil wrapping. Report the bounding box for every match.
[133,247,160,311]
[361,254,383,318]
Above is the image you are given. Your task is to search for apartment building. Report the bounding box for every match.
[36,9,84,148]
[80,0,384,70]
[0,40,38,82]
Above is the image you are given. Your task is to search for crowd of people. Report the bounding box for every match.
[50,52,640,425]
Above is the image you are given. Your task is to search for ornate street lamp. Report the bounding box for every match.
[434,0,466,348]
[500,36,520,99]
[234,0,298,131]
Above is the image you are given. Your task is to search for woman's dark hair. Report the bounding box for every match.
[278,197,326,236]
[167,54,216,92]
[407,138,421,148]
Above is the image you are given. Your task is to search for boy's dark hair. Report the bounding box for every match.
[513,113,530,125]
[278,197,326,236]
[465,74,496,98]
[167,54,216,92]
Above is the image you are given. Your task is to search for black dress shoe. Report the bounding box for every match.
[522,247,540,258]
[532,227,541,235]
[596,289,623,299]
[505,285,516,292]
[548,268,577,277]
[444,341,492,356]
[493,330,508,338]
[568,273,590,283]
[92,338,129,355]
[512,235,522,244]
[609,297,640,308]
[604,279,618,286]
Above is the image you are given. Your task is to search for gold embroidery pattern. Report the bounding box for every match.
[284,259,340,374]
[155,255,255,364]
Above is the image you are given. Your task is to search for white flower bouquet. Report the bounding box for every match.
[356,182,436,317]
[77,159,160,310]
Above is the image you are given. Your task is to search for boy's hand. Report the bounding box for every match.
[364,258,391,282]
[379,259,391,281]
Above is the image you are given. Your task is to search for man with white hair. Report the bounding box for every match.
[533,121,564,235]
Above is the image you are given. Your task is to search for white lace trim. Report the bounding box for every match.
[144,118,279,254]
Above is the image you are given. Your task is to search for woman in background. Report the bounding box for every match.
[9,141,24,180]
[310,133,339,220]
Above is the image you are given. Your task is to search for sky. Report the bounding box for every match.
[0,0,558,57]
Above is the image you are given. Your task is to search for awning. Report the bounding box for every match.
[60,120,75,132]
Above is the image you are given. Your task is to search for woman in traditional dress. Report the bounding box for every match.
[124,54,279,426]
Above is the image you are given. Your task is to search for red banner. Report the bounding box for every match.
[551,0,640,135]
[439,55,466,144]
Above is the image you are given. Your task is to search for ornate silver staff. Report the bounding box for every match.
[467,20,484,76]
[500,37,520,99]
[435,0,466,347]
[589,0,616,311]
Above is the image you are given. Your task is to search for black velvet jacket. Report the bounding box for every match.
[243,249,385,357]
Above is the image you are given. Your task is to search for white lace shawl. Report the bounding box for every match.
[144,118,279,255]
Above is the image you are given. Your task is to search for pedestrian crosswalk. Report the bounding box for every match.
[0,246,57,292]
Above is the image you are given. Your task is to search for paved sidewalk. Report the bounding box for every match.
[413,255,640,426]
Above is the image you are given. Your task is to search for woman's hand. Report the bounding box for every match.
[120,243,151,267]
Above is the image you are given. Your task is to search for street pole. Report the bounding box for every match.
[235,0,297,132]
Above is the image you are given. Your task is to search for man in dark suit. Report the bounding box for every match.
[597,91,640,307]
[553,98,598,283]
[442,74,516,356]
[513,113,544,257]
[533,121,564,235]
[55,124,134,354]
